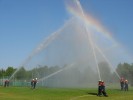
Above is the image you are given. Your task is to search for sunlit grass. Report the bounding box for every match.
[0,86,133,100]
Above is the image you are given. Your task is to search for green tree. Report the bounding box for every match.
[116,63,133,86]
[5,66,16,77]
[0,69,6,78]
[15,67,26,80]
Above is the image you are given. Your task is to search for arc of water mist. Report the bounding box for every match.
[94,44,120,79]
[75,0,101,80]
[38,63,75,82]
[9,18,74,80]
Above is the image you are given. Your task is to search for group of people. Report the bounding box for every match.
[97,80,108,97]
[120,77,128,91]
[97,77,129,97]
[31,78,38,89]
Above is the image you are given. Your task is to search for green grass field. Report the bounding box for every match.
[0,86,133,100]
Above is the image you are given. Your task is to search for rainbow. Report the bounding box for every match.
[65,0,133,64]
[66,0,114,42]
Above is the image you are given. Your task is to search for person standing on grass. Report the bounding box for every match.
[33,78,37,89]
[7,80,9,87]
[101,80,108,97]
[124,80,128,91]
[4,80,7,87]
[120,77,125,91]
[31,79,34,88]
[97,80,102,96]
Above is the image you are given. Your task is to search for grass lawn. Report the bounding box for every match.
[0,86,133,100]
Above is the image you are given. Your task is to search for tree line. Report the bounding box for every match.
[0,65,60,80]
[0,62,133,86]
[116,62,133,86]
[0,67,16,78]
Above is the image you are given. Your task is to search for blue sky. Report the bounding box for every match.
[0,0,133,69]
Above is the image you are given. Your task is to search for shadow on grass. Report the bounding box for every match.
[87,92,97,96]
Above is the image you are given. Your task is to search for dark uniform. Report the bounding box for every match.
[101,81,108,97]
[120,77,124,91]
[31,79,34,88]
[33,78,37,89]
[124,80,128,91]
[7,80,9,87]
[4,80,7,87]
[4,80,9,87]
[97,80,102,96]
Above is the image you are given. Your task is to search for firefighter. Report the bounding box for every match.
[120,77,125,91]
[101,80,108,97]
[31,79,34,88]
[7,80,9,87]
[33,78,37,89]
[97,80,102,96]
[124,80,128,91]
[4,80,7,87]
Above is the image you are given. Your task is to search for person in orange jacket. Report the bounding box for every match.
[101,80,108,97]
[97,80,102,96]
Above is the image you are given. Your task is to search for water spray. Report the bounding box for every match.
[75,0,101,80]
[38,63,75,82]
[94,45,120,79]
[9,18,74,80]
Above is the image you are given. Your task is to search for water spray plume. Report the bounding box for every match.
[94,45,120,79]
[9,19,74,80]
[38,63,75,82]
[75,0,101,80]
[67,0,114,42]
[9,0,123,87]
